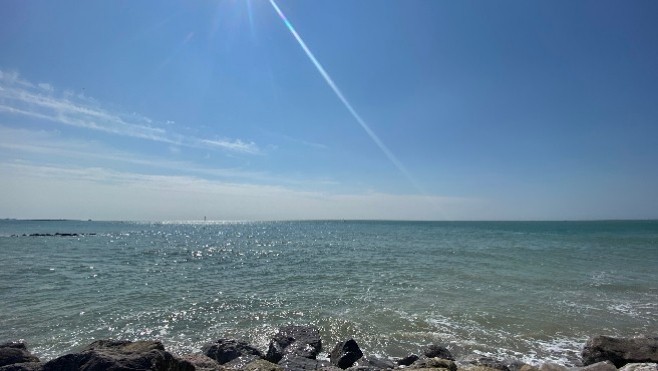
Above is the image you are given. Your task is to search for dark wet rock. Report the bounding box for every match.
[460,355,510,371]
[581,361,617,371]
[243,358,285,371]
[410,357,457,371]
[459,366,508,371]
[506,360,530,371]
[538,363,568,371]
[0,344,28,351]
[202,339,263,365]
[179,354,225,371]
[42,339,194,371]
[330,339,363,369]
[582,336,658,368]
[619,364,658,371]
[224,355,261,370]
[423,345,454,361]
[278,354,332,371]
[265,325,322,363]
[352,356,396,370]
[0,363,43,371]
[397,354,420,366]
[0,342,40,367]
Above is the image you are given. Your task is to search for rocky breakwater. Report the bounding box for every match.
[2,328,658,371]
[0,340,194,371]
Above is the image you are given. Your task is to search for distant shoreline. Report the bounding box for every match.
[2,218,658,223]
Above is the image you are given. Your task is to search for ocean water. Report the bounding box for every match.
[1,220,657,365]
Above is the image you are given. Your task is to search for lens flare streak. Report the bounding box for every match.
[268,0,423,193]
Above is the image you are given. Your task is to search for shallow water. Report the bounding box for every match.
[1,220,657,365]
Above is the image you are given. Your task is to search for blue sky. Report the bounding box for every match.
[1,0,657,220]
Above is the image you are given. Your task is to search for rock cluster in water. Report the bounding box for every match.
[2,328,657,371]
[10,233,96,237]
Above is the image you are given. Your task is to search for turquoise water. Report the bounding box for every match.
[1,220,657,365]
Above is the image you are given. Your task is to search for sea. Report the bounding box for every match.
[1,220,657,365]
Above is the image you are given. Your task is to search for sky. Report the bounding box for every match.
[1,0,657,221]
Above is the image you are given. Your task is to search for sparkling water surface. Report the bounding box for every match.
[1,220,657,365]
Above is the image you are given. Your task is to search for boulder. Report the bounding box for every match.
[0,342,40,367]
[581,361,618,371]
[423,345,454,361]
[458,366,506,371]
[0,363,43,371]
[179,354,225,371]
[265,326,322,363]
[42,339,194,371]
[352,356,396,370]
[582,336,658,368]
[224,355,261,370]
[460,355,510,371]
[409,357,457,371]
[505,360,530,371]
[538,363,568,371]
[345,367,382,371]
[330,340,363,369]
[397,354,420,366]
[278,354,333,371]
[202,339,263,364]
[243,359,285,371]
[619,364,658,371]
[518,365,539,371]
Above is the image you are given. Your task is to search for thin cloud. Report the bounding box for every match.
[262,129,328,150]
[37,82,54,92]
[201,138,260,154]
[0,125,327,186]
[0,69,260,154]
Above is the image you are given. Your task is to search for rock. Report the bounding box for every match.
[539,363,569,371]
[506,360,530,371]
[345,367,381,371]
[410,357,457,371]
[278,354,333,371]
[0,363,43,371]
[0,344,28,351]
[0,342,40,367]
[224,355,262,370]
[179,354,225,371]
[583,336,658,368]
[202,339,263,365]
[352,356,396,370]
[423,345,454,361]
[458,366,505,371]
[460,356,510,371]
[519,365,539,371]
[619,364,658,371]
[581,361,617,371]
[398,354,420,366]
[330,340,363,369]
[243,359,285,371]
[265,326,322,363]
[42,339,194,371]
